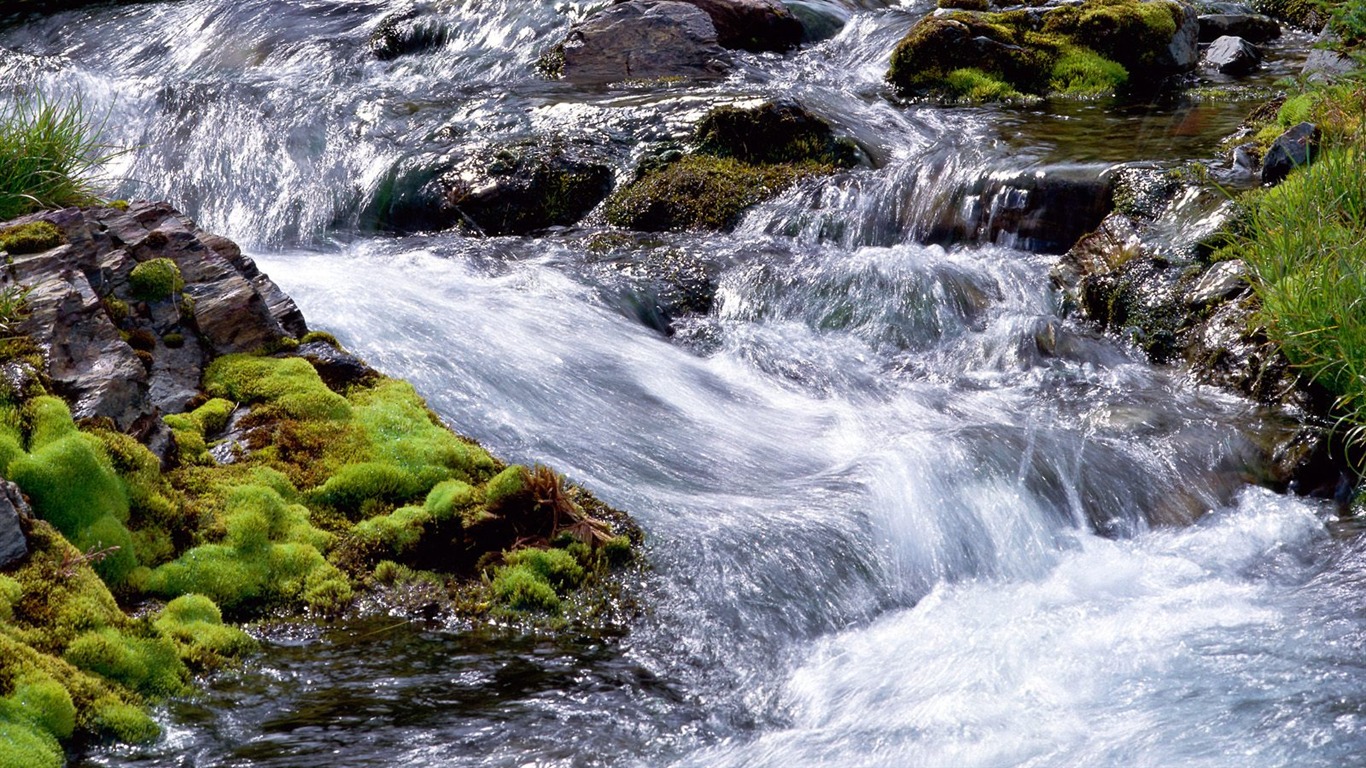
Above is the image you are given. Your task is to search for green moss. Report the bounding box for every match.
[888,0,1177,100]
[103,297,128,324]
[6,398,139,587]
[424,479,479,521]
[153,595,256,669]
[1050,48,1128,95]
[944,68,1026,101]
[308,462,448,516]
[490,565,561,613]
[63,628,187,698]
[0,222,62,255]
[6,675,76,740]
[483,465,529,509]
[91,699,158,743]
[503,547,585,590]
[354,505,432,554]
[301,330,340,347]
[605,155,831,232]
[0,717,62,768]
[162,332,184,349]
[692,103,859,167]
[148,483,348,613]
[206,354,351,421]
[128,258,183,302]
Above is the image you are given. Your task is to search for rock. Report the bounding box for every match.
[369,3,449,61]
[693,100,859,166]
[1186,258,1248,305]
[672,0,804,52]
[1197,13,1280,42]
[888,0,1200,99]
[374,138,615,235]
[0,202,306,429]
[542,0,731,84]
[604,101,858,232]
[298,340,380,392]
[1261,121,1320,185]
[1203,34,1261,74]
[0,481,30,570]
[783,0,850,42]
[1302,28,1355,83]
[926,165,1115,255]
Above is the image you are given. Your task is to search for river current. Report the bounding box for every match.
[4,1,1365,765]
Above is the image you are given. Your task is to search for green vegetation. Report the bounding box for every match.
[128,258,184,302]
[886,0,1182,101]
[0,222,63,255]
[606,102,859,232]
[0,93,112,222]
[1234,146,1366,436]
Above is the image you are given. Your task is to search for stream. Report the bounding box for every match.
[5,0,1366,765]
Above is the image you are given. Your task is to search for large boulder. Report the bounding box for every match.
[1203,34,1261,74]
[887,0,1200,100]
[540,0,731,84]
[371,138,614,236]
[0,203,306,429]
[672,0,804,52]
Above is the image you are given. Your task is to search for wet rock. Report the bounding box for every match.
[0,202,306,429]
[673,0,804,52]
[1197,13,1280,42]
[374,138,614,235]
[1203,35,1261,75]
[926,165,1115,255]
[0,481,30,570]
[784,0,850,42]
[1302,28,1355,83]
[298,340,380,392]
[1261,121,1320,185]
[888,0,1200,99]
[605,101,858,232]
[369,3,449,61]
[541,0,731,84]
[1186,258,1248,305]
[694,100,859,166]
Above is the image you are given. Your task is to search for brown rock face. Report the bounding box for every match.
[0,202,306,430]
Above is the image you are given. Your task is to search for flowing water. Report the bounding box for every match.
[3,1,1363,766]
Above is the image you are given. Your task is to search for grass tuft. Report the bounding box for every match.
[0,93,115,222]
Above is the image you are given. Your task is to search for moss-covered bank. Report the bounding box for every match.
[0,208,643,764]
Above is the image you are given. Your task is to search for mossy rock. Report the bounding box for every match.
[0,222,62,255]
[693,101,860,167]
[606,155,832,232]
[887,0,1192,100]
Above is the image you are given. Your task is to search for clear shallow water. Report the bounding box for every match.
[3,1,1362,766]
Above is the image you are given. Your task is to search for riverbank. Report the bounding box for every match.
[0,202,641,766]
[2,0,1365,764]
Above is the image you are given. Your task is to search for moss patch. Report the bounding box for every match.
[128,257,183,302]
[0,222,62,255]
[606,155,832,232]
[887,0,1178,100]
